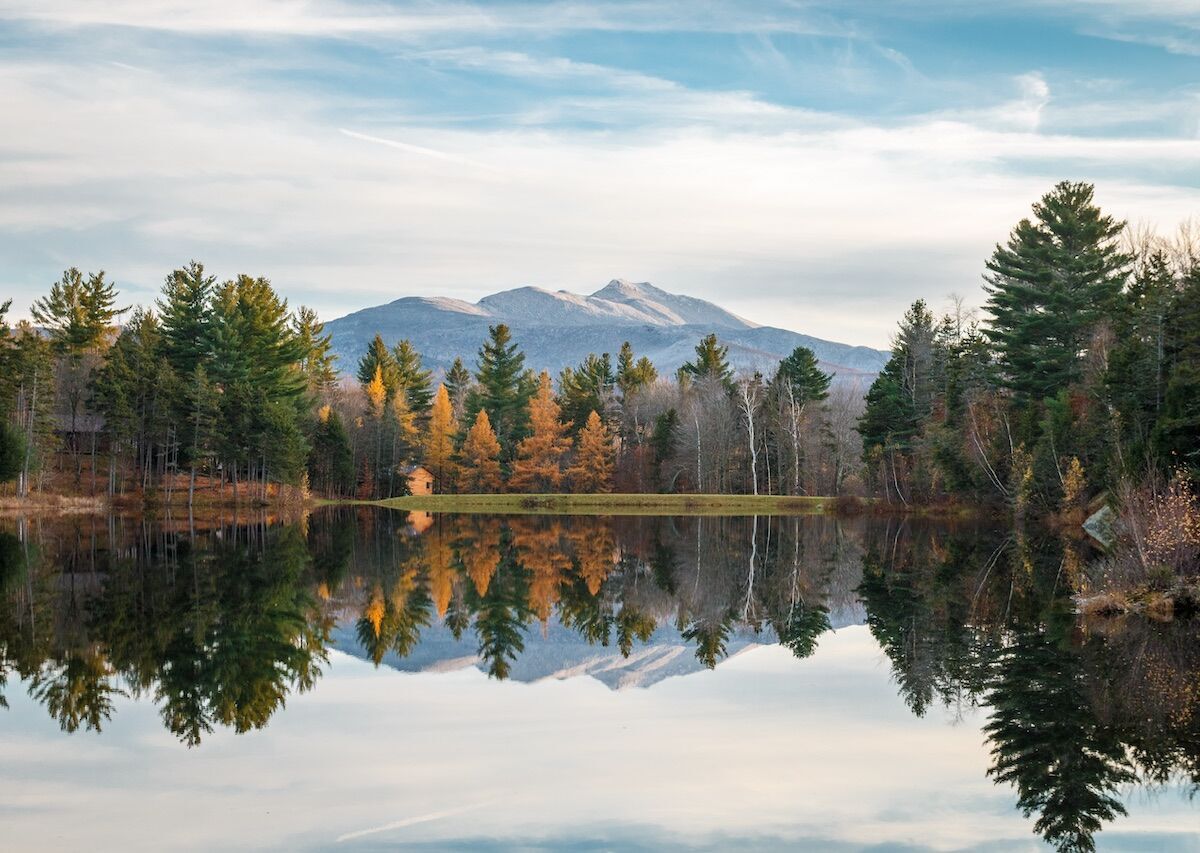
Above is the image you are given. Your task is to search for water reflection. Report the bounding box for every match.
[0,509,1197,850]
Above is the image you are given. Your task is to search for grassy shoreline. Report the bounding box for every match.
[369,492,833,516]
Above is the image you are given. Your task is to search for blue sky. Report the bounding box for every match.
[1,0,1198,346]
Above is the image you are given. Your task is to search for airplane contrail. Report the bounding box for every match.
[335,800,492,843]
[338,128,498,172]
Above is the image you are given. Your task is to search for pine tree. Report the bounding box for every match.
[984,181,1130,402]
[616,341,657,395]
[423,384,457,491]
[650,409,679,492]
[293,306,338,399]
[1156,265,1200,478]
[308,406,355,497]
[32,268,124,354]
[444,357,472,418]
[7,323,55,495]
[558,352,614,434]
[391,339,433,413]
[158,261,215,378]
[457,410,502,493]
[208,275,307,494]
[678,333,732,389]
[469,324,534,457]
[509,372,573,492]
[567,410,614,493]
[776,346,831,405]
[771,345,833,495]
[0,420,24,484]
[182,365,221,505]
[356,334,398,394]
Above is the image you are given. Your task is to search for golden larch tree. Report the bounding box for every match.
[511,517,571,623]
[462,517,503,595]
[566,410,615,493]
[424,521,455,618]
[424,383,458,491]
[509,371,573,493]
[365,365,387,415]
[457,409,502,493]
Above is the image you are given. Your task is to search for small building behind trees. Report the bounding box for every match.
[401,464,434,495]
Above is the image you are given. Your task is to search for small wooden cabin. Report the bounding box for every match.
[402,465,434,495]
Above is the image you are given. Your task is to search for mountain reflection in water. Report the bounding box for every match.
[0,508,1197,851]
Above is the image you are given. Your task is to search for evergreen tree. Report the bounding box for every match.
[391,339,433,414]
[771,345,832,496]
[3,323,55,495]
[209,275,306,404]
[182,365,221,504]
[158,261,215,378]
[1156,265,1200,478]
[208,276,306,491]
[0,420,24,484]
[678,333,732,389]
[984,181,1130,402]
[509,372,573,492]
[566,410,615,493]
[457,410,502,493]
[444,357,472,418]
[308,406,355,497]
[650,409,680,492]
[469,324,534,458]
[558,352,614,433]
[775,345,831,405]
[1106,249,1174,464]
[423,384,458,491]
[355,334,398,394]
[293,306,338,399]
[616,341,657,395]
[31,268,124,353]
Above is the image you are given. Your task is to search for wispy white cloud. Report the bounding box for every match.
[1,0,1197,348]
[2,50,1196,347]
[0,0,849,38]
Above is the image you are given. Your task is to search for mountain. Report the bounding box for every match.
[323,279,889,382]
[330,602,865,690]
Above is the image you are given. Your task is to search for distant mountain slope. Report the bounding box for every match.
[331,601,865,690]
[324,279,888,381]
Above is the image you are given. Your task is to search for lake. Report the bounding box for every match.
[0,509,1197,851]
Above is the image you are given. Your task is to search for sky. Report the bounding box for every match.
[1,0,1198,348]
[3,631,1196,850]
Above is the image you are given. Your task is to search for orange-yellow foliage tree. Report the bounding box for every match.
[457,409,502,493]
[566,410,615,493]
[509,371,572,493]
[423,383,458,491]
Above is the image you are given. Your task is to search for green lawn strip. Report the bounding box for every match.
[365,493,832,516]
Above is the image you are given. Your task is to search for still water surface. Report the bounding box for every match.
[0,509,1197,851]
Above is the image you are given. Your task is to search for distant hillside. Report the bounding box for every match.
[324,279,889,382]
[330,600,865,690]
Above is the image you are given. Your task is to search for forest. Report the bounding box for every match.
[0,180,1197,527]
[0,262,855,503]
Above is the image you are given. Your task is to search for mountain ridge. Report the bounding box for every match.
[324,279,888,381]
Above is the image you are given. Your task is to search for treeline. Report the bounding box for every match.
[859,181,1200,514]
[324,324,860,499]
[0,263,337,502]
[0,267,861,502]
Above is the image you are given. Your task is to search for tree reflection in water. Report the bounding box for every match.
[0,508,1196,850]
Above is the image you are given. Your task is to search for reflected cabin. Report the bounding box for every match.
[402,465,434,495]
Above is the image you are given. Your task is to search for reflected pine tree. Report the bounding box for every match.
[30,649,124,733]
[774,601,831,660]
[984,617,1137,853]
[467,532,531,679]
